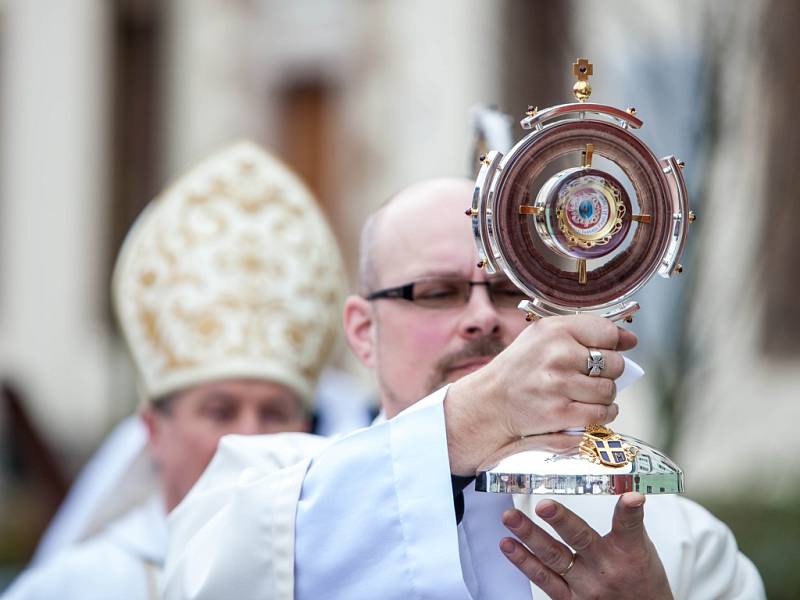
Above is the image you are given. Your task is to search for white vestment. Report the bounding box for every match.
[163,387,765,599]
[2,496,166,600]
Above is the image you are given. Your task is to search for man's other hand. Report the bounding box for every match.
[500,493,673,600]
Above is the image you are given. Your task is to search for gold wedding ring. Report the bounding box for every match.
[559,553,576,577]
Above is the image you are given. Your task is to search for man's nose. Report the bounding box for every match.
[459,284,501,338]
[234,412,262,436]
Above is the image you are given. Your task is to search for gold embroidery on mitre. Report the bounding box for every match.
[171,304,224,341]
[285,319,310,350]
[137,303,197,371]
[139,270,157,287]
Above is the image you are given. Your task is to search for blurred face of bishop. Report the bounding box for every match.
[344,178,530,419]
[142,379,310,511]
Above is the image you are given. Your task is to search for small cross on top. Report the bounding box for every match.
[572,58,593,102]
[573,58,593,81]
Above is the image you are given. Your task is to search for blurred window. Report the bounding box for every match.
[762,0,800,355]
[500,1,571,125]
[276,79,338,218]
[275,79,352,276]
[107,0,164,323]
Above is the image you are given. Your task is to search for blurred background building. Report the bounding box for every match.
[0,0,797,596]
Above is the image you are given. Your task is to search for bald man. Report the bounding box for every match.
[164,179,763,600]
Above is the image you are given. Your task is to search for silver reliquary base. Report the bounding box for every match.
[476,425,683,495]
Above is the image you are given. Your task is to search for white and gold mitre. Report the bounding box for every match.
[112,141,344,409]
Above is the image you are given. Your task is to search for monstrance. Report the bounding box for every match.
[469,59,695,496]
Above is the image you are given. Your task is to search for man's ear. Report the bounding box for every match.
[343,294,376,368]
[139,405,163,452]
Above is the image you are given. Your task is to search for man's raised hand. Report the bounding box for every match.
[500,493,673,600]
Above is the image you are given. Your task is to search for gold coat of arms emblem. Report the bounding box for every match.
[579,425,639,468]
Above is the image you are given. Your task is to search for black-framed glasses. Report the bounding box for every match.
[366,277,527,309]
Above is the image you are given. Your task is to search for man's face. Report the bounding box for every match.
[143,378,309,510]
[346,179,530,418]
